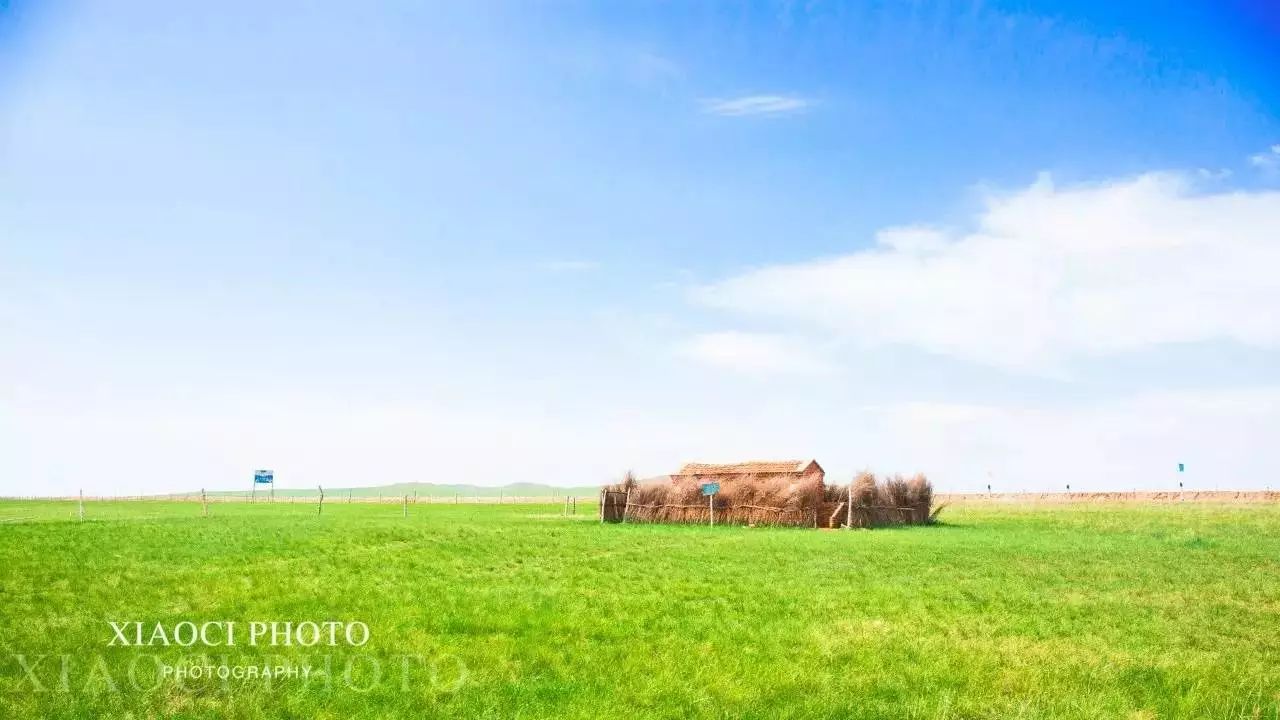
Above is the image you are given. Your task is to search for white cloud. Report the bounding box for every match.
[693,172,1280,372]
[701,94,811,117]
[1248,144,1280,171]
[679,331,831,375]
[536,259,600,272]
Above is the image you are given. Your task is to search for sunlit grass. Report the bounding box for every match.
[1,499,1277,718]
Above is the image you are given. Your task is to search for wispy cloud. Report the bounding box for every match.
[536,259,600,272]
[627,51,683,88]
[700,94,812,117]
[1249,144,1280,171]
[1196,167,1232,182]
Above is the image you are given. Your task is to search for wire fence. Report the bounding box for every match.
[0,492,591,524]
[0,493,590,504]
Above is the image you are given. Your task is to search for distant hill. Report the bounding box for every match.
[205,481,600,498]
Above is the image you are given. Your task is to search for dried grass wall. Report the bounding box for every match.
[820,471,936,528]
[604,470,937,528]
[605,472,824,527]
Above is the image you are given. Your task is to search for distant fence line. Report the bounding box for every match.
[0,494,591,505]
[938,491,1280,504]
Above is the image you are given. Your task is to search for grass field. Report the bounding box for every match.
[1,499,1278,719]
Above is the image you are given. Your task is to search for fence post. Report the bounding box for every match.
[599,490,604,523]
[846,480,853,529]
[202,488,208,518]
[403,494,408,518]
[79,489,84,521]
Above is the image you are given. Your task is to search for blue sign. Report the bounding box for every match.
[254,470,274,484]
[700,482,720,496]
[1177,463,1185,472]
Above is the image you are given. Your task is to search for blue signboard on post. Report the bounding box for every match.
[700,483,720,527]
[251,469,274,503]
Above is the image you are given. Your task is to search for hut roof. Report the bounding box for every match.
[676,459,822,476]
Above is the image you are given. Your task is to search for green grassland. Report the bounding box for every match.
[1,500,1278,719]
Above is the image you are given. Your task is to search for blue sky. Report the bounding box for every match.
[3,1,1279,494]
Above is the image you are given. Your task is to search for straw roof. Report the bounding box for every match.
[676,459,822,476]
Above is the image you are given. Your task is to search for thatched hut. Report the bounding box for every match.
[604,461,937,528]
[613,460,825,527]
